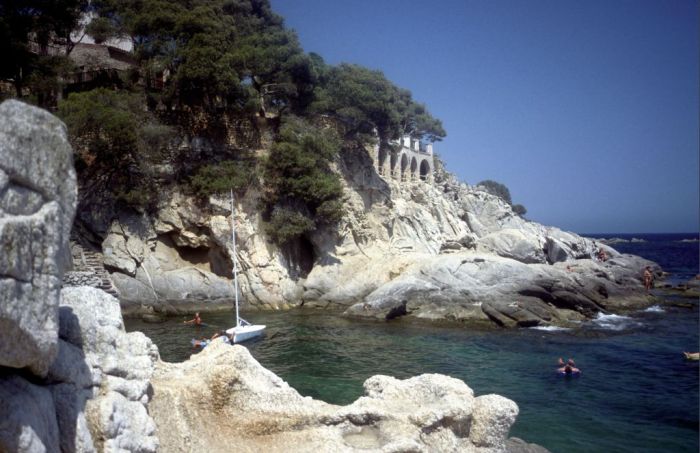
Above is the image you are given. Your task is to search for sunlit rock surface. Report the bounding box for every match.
[0,101,157,452]
[151,341,545,452]
[0,99,76,376]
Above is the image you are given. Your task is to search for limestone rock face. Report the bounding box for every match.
[150,341,537,452]
[101,161,656,327]
[74,105,654,327]
[0,285,160,453]
[345,251,658,327]
[0,285,159,453]
[0,102,157,453]
[105,208,237,309]
[0,376,61,453]
[0,99,77,376]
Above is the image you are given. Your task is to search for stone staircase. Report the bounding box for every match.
[65,240,121,299]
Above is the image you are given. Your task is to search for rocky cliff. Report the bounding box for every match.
[0,100,158,452]
[80,124,659,328]
[0,100,549,452]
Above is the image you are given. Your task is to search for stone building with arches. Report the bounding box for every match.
[373,136,434,183]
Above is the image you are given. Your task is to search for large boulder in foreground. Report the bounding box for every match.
[150,341,541,452]
[0,287,160,453]
[0,102,158,452]
[0,99,77,376]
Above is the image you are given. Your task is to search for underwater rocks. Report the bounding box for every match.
[150,340,545,452]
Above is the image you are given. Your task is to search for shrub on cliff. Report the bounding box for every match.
[477,180,527,217]
[189,160,257,197]
[263,116,343,245]
[264,207,316,246]
[477,180,512,205]
[58,88,172,210]
[512,204,527,217]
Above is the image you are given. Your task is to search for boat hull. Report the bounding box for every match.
[226,324,266,343]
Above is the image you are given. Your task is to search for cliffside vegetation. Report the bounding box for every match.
[477,180,527,217]
[1,0,445,246]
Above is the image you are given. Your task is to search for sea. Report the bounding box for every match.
[125,233,699,453]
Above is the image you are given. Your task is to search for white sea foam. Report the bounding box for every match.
[529,325,571,332]
[643,305,665,313]
[590,313,640,331]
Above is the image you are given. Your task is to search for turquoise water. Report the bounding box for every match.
[125,234,699,452]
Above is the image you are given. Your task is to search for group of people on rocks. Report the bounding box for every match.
[590,242,655,291]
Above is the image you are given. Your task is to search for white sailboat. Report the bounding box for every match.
[225,190,265,343]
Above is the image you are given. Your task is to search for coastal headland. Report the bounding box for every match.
[0,98,558,452]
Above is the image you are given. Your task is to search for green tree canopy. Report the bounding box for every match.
[91,0,311,113]
[58,88,172,209]
[311,63,446,144]
[263,115,344,245]
[0,0,87,100]
[477,180,513,205]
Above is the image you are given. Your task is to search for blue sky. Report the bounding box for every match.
[270,0,699,234]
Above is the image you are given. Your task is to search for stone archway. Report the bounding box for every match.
[400,153,408,181]
[410,157,418,181]
[419,159,431,181]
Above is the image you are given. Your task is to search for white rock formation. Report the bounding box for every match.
[0,101,158,453]
[150,340,533,452]
[0,100,77,376]
[99,139,658,327]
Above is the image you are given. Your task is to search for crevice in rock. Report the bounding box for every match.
[282,235,316,280]
[385,300,408,320]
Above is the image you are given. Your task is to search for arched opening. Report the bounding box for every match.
[377,147,388,176]
[400,154,408,181]
[410,157,418,181]
[419,159,431,181]
[389,152,398,178]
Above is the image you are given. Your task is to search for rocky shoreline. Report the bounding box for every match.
[61,117,661,329]
[1,99,554,451]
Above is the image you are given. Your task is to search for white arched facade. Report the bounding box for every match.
[373,135,434,184]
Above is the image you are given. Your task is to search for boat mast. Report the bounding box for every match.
[230,189,240,327]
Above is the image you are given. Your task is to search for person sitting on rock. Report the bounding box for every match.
[643,266,654,291]
[184,312,202,326]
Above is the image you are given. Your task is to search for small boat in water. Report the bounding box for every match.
[226,189,265,343]
[683,352,699,361]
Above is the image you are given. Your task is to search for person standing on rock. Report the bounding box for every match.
[643,266,654,292]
